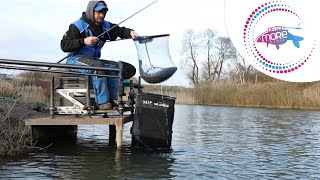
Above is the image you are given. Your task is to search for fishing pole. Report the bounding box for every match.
[284,26,302,30]
[49,0,158,70]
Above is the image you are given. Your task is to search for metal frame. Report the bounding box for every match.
[0,58,143,117]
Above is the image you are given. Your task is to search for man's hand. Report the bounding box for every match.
[84,36,98,45]
[130,31,139,39]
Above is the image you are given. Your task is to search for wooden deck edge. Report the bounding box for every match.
[25,115,134,126]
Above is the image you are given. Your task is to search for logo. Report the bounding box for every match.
[225,0,320,82]
[256,26,303,50]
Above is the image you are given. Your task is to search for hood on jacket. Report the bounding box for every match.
[85,1,108,23]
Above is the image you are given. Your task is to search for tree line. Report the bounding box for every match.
[181,28,276,86]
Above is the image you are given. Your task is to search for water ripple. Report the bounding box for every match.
[1,105,320,179]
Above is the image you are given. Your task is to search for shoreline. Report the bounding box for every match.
[176,103,320,111]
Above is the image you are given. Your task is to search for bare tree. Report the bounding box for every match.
[181,30,237,84]
[226,51,272,84]
[228,53,253,84]
[181,29,200,85]
[215,37,237,80]
[200,29,217,82]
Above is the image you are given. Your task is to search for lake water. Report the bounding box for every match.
[1,105,320,179]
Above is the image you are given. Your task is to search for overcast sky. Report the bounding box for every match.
[0,0,227,86]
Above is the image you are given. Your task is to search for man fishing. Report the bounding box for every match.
[61,0,139,110]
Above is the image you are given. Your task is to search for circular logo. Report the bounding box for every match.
[225,0,320,82]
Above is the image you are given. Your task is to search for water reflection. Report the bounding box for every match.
[0,125,175,179]
[171,105,320,179]
[1,105,320,179]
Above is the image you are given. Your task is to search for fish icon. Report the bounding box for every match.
[255,26,304,50]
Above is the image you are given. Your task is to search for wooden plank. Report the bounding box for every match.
[25,115,134,149]
[25,116,131,126]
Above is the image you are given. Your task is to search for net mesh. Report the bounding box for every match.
[134,34,177,84]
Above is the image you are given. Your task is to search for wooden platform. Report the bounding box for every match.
[25,115,134,148]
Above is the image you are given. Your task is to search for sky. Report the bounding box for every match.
[0,0,228,87]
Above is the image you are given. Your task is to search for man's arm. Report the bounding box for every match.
[108,22,137,41]
[60,24,86,52]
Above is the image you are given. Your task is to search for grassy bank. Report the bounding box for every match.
[0,98,50,157]
[143,85,195,104]
[192,81,320,109]
[145,81,320,110]
[0,78,50,104]
[0,75,50,157]
[0,100,33,157]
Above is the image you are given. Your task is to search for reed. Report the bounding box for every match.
[143,85,196,104]
[0,99,33,157]
[0,78,49,104]
[144,81,320,110]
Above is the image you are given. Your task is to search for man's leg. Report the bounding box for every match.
[91,76,109,104]
[99,60,136,102]
[104,63,119,102]
[99,59,136,79]
[77,57,110,107]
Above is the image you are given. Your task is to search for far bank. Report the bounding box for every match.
[145,81,320,110]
